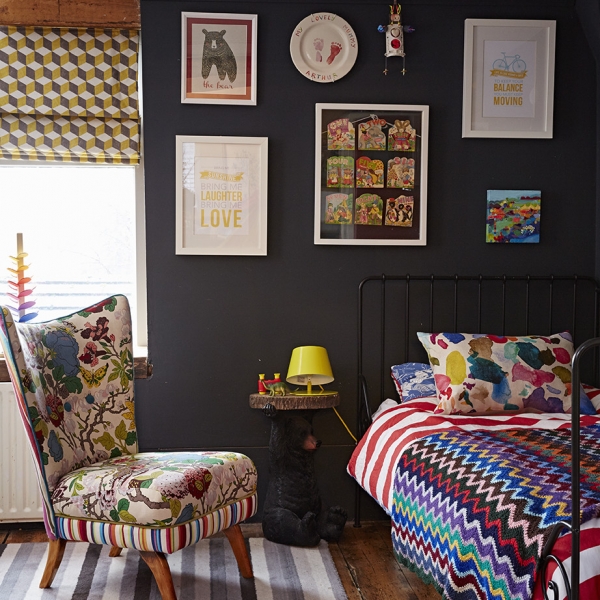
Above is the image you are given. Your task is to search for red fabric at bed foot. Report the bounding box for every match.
[533,519,600,600]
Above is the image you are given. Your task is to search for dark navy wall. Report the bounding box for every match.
[576,0,600,280]
[137,0,597,520]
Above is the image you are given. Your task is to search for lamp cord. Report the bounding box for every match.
[332,407,358,443]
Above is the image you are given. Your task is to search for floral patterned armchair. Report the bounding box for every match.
[0,296,257,599]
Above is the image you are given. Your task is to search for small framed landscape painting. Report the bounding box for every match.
[486,190,540,243]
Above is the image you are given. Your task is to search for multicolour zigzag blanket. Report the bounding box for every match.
[392,424,600,600]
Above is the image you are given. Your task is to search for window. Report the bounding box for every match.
[0,161,147,352]
[0,26,146,357]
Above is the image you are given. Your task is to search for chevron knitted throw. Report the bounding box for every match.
[392,424,600,600]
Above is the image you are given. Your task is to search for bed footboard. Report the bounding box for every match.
[538,337,600,600]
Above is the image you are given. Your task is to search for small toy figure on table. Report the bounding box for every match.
[263,380,291,396]
[259,373,291,396]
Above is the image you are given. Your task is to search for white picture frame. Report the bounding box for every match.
[462,19,556,138]
[181,12,257,105]
[175,136,268,255]
[315,103,429,246]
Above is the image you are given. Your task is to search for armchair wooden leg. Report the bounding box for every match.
[224,524,253,578]
[140,551,177,600]
[40,538,67,588]
[109,546,122,557]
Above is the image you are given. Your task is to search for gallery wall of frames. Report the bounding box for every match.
[138,0,598,520]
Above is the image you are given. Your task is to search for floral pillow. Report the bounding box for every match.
[417,331,575,415]
[391,363,436,402]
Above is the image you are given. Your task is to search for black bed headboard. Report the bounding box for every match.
[357,274,600,438]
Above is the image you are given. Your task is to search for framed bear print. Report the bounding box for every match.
[181,12,258,105]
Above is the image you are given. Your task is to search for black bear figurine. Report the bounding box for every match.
[262,404,347,547]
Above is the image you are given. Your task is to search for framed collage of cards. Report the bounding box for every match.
[315,103,429,245]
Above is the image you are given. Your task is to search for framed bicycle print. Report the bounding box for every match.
[314,103,429,246]
[181,12,257,105]
[175,136,268,255]
[462,19,556,138]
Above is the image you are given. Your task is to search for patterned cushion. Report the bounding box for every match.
[581,384,600,415]
[417,331,574,415]
[391,363,436,402]
[52,451,257,527]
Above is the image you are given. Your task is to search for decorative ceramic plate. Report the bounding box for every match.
[290,13,358,83]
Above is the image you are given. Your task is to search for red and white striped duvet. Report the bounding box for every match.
[347,397,600,599]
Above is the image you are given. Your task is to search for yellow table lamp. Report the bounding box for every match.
[286,346,336,395]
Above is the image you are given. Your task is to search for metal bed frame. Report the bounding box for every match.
[355,274,600,600]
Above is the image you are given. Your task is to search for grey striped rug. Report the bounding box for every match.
[0,537,348,599]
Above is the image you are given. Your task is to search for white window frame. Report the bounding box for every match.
[134,155,148,354]
[0,158,148,356]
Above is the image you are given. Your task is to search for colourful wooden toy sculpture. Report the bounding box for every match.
[7,233,38,323]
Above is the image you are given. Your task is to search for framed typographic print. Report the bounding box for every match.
[462,19,556,138]
[175,136,268,255]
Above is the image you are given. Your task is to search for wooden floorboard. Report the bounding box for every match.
[0,521,441,599]
[1,526,47,544]
[331,521,440,600]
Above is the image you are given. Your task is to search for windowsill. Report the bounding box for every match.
[0,356,152,382]
[134,345,148,358]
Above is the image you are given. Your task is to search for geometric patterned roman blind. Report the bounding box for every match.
[0,27,139,164]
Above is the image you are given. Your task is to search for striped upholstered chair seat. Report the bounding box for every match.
[0,296,257,599]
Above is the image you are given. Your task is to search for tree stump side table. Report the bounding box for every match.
[249,392,340,411]
[250,391,346,546]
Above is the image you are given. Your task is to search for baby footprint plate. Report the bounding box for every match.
[290,13,358,83]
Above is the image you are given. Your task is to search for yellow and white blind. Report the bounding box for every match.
[0,26,139,164]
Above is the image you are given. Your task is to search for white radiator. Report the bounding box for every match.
[0,382,44,522]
